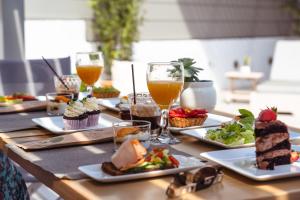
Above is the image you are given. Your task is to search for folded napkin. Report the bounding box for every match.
[16,128,113,150]
[0,101,47,114]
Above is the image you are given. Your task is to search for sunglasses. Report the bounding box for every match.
[166,163,223,198]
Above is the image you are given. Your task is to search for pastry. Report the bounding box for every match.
[169,107,208,128]
[92,86,120,98]
[63,101,88,130]
[255,107,291,170]
[82,97,101,127]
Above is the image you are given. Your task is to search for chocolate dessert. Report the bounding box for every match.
[255,108,291,170]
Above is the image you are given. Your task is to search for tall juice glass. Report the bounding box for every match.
[147,62,184,144]
[76,52,104,96]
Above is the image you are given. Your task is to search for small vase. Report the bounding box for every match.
[180,80,217,112]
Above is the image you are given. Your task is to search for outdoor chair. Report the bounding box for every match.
[0,57,71,96]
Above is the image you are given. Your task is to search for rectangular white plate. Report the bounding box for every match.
[97,98,121,112]
[200,145,300,181]
[78,155,204,183]
[32,113,122,134]
[169,113,232,133]
[181,128,300,149]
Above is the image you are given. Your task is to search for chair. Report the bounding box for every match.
[0,57,71,96]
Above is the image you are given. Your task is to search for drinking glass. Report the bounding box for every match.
[46,92,73,116]
[113,120,151,150]
[54,75,81,100]
[146,62,184,144]
[128,93,161,142]
[76,52,104,95]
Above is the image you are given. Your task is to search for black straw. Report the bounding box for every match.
[42,56,69,90]
[131,64,136,104]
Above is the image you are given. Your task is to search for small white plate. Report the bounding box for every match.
[200,145,300,181]
[182,128,300,149]
[32,113,122,134]
[97,98,121,112]
[169,113,231,133]
[78,155,204,183]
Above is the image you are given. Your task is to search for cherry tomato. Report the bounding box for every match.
[169,155,179,167]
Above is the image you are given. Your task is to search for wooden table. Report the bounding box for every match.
[2,109,300,200]
[225,71,263,102]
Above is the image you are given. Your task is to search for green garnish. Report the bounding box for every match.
[93,86,120,93]
[206,109,255,146]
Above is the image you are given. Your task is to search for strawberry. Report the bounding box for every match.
[258,107,277,122]
[291,151,299,163]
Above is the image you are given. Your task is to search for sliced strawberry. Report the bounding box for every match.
[169,107,207,118]
[258,107,277,122]
[291,151,299,163]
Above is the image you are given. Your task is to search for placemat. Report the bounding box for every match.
[0,111,47,132]
[0,101,47,114]
[7,142,190,180]
[16,128,113,150]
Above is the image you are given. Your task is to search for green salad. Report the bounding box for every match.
[206,109,255,146]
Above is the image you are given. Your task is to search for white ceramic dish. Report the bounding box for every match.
[32,113,121,134]
[78,155,204,183]
[97,98,121,112]
[200,145,300,181]
[169,113,231,133]
[181,128,300,149]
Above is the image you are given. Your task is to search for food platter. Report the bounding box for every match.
[78,155,203,182]
[200,145,300,181]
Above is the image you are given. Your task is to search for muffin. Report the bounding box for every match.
[82,97,101,127]
[63,101,88,130]
[169,107,208,128]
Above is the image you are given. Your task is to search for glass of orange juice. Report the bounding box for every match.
[76,52,104,95]
[147,62,184,144]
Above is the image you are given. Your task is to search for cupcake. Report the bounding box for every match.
[63,101,88,130]
[82,97,101,127]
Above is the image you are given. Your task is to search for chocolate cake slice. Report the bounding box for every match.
[255,117,291,170]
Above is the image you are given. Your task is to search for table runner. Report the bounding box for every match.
[7,142,190,180]
[0,111,47,132]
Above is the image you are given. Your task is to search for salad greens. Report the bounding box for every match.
[126,148,179,173]
[206,109,255,146]
[93,86,120,93]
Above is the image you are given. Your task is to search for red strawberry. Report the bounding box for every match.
[258,107,277,122]
[291,151,299,163]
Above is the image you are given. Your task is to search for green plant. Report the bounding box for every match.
[282,0,300,35]
[89,0,143,77]
[169,58,203,82]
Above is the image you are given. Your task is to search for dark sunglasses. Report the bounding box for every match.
[166,164,223,198]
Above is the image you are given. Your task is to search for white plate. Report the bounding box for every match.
[78,155,204,183]
[169,113,231,133]
[182,128,300,149]
[97,98,121,112]
[200,145,300,181]
[32,113,122,134]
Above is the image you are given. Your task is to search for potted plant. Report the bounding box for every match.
[89,0,143,79]
[170,58,217,111]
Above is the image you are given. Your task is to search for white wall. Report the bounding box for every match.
[133,38,279,90]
